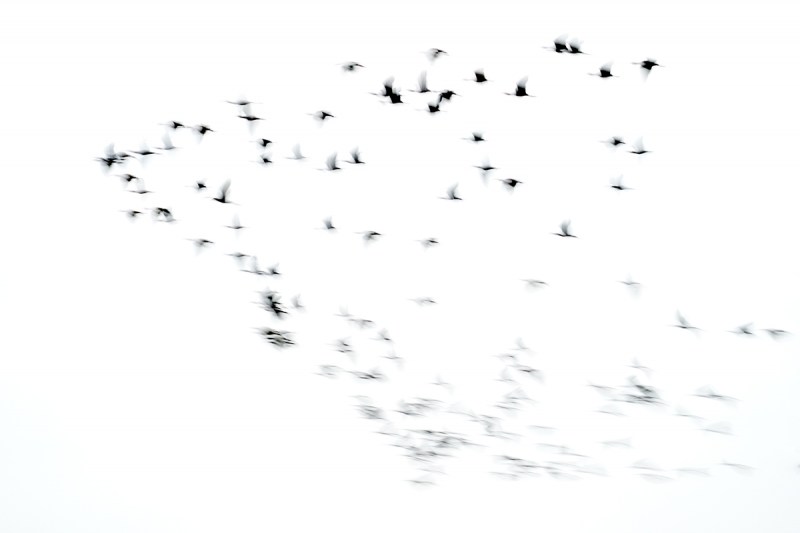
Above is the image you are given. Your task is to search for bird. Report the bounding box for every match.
[591,63,615,78]
[498,178,522,191]
[118,173,139,185]
[213,180,232,204]
[438,89,458,101]
[634,58,661,78]
[619,275,641,294]
[411,71,430,93]
[506,77,532,97]
[254,138,273,148]
[152,207,174,222]
[419,237,439,248]
[441,184,463,201]
[464,132,485,143]
[226,215,244,232]
[426,101,441,114]
[188,238,213,250]
[159,133,176,151]
[471,69,489,83]
[474,161,497,178]
[762,328,789,339]
[347,148,365,164]
[325,153,341,171]
[361,230,382,243]
[603,136,626,148]
[289,144,306,160]
[628,138,651,155]
[322,217,336,231]
[192,180,206,192]
[610,176,631,191]
[673,312,700,331]
[544,35,570,53]
[553,220,577,238]
[523,279,548,290]
[731,323,755,335]
[194,124,214,136]
[567,38,585,54]
[226,98,259,107]
[130,180,153,195]
[427,48,447,61]
[122,209,143,219]
[161,120,185,130]
[341,61,364,72]
[311,110,334,121]
[257,153,273,165]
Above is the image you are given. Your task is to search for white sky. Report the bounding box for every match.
[1,0,799,531]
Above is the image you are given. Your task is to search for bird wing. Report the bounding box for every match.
[418,71,428,91]
[561,220,571,234]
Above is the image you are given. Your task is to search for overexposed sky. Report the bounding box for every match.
[1,0,799,531]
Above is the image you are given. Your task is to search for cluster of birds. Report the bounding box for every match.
[98,40,793,485]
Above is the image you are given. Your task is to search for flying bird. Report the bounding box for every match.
[553,220,577,238]
[610,176,631,191]
[311,110,334,121]
[590,63,615,78]
[441,184,463,201]
[213,180,232,204]
[411,71,430,93]
[629,138,651,155]
[427,48,447,61]
[673,312,700,331]
[506,77,532,97]
[498,178,522,191]
[470,69,489,83]
[341,61,364,72]
[544,35,569,54]
[347,148,365,164]
[325,153,341,171]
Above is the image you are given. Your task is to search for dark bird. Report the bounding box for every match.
[375,77,403,104]
[227,252,248,265]
[553,220,577,238]
[254,138,273,148]
[341,61,364,72]
[347,147,365,164]
[194,124,214,136]
[427,101,441,114]
[419,237,439,248]
[629,138,651,155]
[311,110,335,121]
[544,35,569,53]
[258,153,273,165]
[118,173,139,185]
[441,184,463,201]
[465,132,485,143]
[438,89,458,101]
[161,121,185,130]
[474,161,497,176]
[122,209,143,219]
[131,144,158,158]
[603,136,626,147]
[610,176,631,191]
[499,178,522,191]
[226,98,259,107]
[97,144,125,169]
[471,69,488,83]
[506,77,532,97]
[325,153,341,171]
[634,58,661,78]
[673,311,700,331]
[239,113,263,123]
[590,63,615,78]
[192,180,207,192]
[152,207,174,222]
[213,180,232,204]
[411,71,430,93]
[322,217,336,231]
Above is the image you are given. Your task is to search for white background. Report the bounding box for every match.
[1,0,799,531]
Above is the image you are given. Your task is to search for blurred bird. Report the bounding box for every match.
[553,220,577,238]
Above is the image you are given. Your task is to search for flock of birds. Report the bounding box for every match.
[98,38,794,485]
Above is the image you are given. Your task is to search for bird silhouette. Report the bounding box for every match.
[610,176,631,191]
[590,63,615,78]
[311,110,335,121]
[289,144,306,160]
[544,35,570,54]
[411,71,430,93]
[194,124,214,136]
[634,58,661,78]
[192,180,207,192]
[553,220,577,238]
[441,184,463,201]
[731,323,755,335]
[213,180,232,204]
[325,153,341,171]
[341,61,364,72]
[254,138,273,148]
[226,215,244,231]
[506,77,532,97]
[347,148,365,164]
[427,48,447,61]
[498,178,522,191]
[603,136,626,148]
[673,312,700,331]
[629,138,651,155]
[567,38,585,54]
[470,69,489,83]
[464,132,485,143]
[322,217,336,231]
